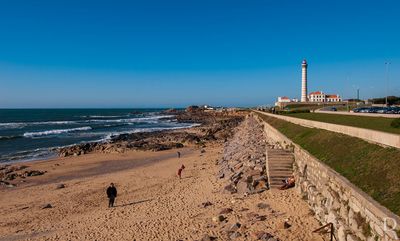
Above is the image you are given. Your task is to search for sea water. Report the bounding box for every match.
[0,109,193,163]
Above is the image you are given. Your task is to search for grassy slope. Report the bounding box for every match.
[284,112,400,134]
[256,113,400,216]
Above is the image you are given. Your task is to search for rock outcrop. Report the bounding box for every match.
[57,110,245,157]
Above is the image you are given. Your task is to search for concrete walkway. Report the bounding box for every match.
[266,148,294,189]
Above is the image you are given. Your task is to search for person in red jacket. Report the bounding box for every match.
[177,165,185,179]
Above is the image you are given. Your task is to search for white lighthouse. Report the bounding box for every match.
[301,59,308,102]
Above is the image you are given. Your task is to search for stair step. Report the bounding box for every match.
[266,148,294,188]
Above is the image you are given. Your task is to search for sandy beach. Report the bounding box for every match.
[0,142,324,241]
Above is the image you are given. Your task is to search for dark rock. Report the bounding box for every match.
[42,204,53,209]
[253,231,275,240]
[200,234,217,241]
[246,212,267,222]
[283,221,291,229]
[56,184,66,189]
[219,208,233,215]
[223,184,236,194]
[229,223,241,232]
[201,201,213,208]
[257,203,270,209]
[212,215,226,223]
[24,170,46,177]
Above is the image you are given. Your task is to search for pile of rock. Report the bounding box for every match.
[0,165,46,187]
[218,115,268,195]
[201,205,280,240]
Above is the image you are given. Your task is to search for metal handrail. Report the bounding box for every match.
[313,223,337,241]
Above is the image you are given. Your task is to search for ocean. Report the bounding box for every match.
[0,109,194,164]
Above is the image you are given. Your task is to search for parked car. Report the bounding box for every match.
[376,107,389,114]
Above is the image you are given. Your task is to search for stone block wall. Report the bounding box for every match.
[254,114,400,241]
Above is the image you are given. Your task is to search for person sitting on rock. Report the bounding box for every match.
[106,183,118,208]
[279,176,295,190]
[177,164,185,179]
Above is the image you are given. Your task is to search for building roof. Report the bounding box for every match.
[309,91,323,95]
[280,96,290,99]
[326,94,340,98]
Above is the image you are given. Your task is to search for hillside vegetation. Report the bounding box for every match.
[256,113,400,216]
[284,112,400,134]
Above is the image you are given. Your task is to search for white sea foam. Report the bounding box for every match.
[0,115,174,130]
[0,120,77,129]
[79,115,126,118]
[85,115,174,124]
[23,126,92,138]
[97,122,201,142]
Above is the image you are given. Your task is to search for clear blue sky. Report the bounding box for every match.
[0,0,399,108]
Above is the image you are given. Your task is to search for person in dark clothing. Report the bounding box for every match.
[106,183,117,208]
[177,151,181,158]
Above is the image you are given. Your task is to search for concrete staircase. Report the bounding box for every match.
[266,148,294,189]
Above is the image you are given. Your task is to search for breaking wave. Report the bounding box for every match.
[23,127,92,138]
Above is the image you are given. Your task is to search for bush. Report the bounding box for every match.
[391,118,400,128]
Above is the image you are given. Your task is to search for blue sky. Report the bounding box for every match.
[0,0,399,108]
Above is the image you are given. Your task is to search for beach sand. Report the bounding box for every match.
[0,145,324,241]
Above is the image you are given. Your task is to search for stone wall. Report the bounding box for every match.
[254,114,400,241]
[254,111,400,149]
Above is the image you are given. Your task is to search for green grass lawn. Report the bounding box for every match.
[256,113,400,216]
[284,112,400,135]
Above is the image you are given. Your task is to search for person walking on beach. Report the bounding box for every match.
[177,164,185,179]
[106,183,117,208]
[177,151,181,158]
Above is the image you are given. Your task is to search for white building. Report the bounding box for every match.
[309,91,342,102]
[277,96,291,103]
[275,96,300,106]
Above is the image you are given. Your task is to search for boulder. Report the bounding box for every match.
[229,223,241,232]
[200,235,217,241]
[224,184,237,194]
[212,215,226,223]
[219,208,233,215]
[253,231,275,240]
[257,203,270,209]
[283,221,291,229]
[201,201,213,208]
[42,204,53,209]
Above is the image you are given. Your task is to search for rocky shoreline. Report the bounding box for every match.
[57,109,245,157]
[1,109,246,189]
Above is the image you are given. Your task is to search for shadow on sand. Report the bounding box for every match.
[116,199,153,208]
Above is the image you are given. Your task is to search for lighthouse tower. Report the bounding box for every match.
[301,59,308,102]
